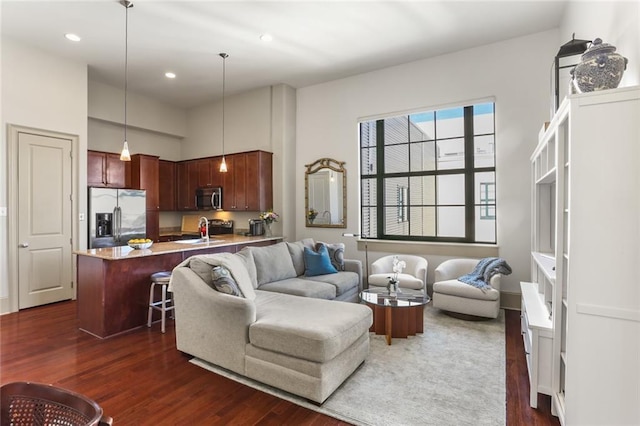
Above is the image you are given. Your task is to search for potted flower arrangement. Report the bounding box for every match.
[387,256,406,296]
[259,210,279,236]
[307,208,318,224]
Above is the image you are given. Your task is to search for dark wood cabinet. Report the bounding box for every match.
[176,160,199,211]
[87,150,126,188]
[223,151,272,211]
[127,154,160,242]
[159,160,176,211]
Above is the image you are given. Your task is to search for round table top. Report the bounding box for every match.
[360,288,430,308]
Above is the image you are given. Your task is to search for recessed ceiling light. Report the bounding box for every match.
[165,72,176,79]
[260,33,273,42]
[65,33,81,42]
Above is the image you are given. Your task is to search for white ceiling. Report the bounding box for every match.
[1,1,566,109]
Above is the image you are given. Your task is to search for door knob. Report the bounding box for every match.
[19,242,29,248]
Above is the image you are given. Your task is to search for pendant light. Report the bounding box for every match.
[120,0,133,161]
[219,53,229,173]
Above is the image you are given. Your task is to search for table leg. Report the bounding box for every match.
[385,306,392,345]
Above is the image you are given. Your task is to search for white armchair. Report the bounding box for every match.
[432,258,501,319]
[368,255,428,293]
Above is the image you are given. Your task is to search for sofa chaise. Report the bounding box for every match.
[169,240,372,403]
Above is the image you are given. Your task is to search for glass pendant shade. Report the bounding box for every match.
[120,141,131,161]
[220,156,228,173]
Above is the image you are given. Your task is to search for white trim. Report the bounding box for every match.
[357,95,496,123]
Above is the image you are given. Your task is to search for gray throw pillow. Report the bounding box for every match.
[235,247,258,288]
[189,258,215,286]
[316,242,345,271]
[251,242,297,285]
[286,241,306,276]
[210,266,242,296]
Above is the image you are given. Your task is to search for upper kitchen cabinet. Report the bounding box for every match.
[176,160,199,211]
[87,150,126,188]
[159,160,177,211]
[223,150,272,211]
[127,154,160,211]
[196,157,224,188]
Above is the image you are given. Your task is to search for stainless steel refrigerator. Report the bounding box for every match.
[88,187,147,248]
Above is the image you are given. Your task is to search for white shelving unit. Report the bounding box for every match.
[526,86,640,425]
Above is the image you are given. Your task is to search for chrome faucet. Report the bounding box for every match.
[199,217,209,242]
[322,210,331,224]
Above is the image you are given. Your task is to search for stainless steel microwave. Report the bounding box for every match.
[195,187,222,210]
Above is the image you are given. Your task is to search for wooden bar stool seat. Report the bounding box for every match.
[147,271,174,333]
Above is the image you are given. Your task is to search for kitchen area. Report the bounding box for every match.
[76,148,278,338]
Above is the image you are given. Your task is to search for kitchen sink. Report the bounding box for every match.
[174,238,224,244]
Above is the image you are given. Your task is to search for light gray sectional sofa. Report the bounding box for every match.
[169,240,372,403]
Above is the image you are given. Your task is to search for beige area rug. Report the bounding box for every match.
[190,306,505,426]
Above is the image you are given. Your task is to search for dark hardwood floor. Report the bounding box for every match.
[1,301,559,425]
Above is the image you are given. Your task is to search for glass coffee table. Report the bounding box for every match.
[360,289,430,345]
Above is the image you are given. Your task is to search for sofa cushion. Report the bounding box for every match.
[316,242,345,271]
[433,278,500,301]
[251,242,297,285]
[258,277,337,300]
[185,253,256,300]
[210,266,242,296]
[236,247,258,288]
[304,245,338,276]
[250,291,372,363]
[286,239,316,276]
[301,271,359,296]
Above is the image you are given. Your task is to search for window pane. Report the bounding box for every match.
[474,135,495,168]
[384,116,408,145]
[437,174,465,205]
[384,177,409,206]
[361,147,377,174]
[474,103,494,135]
[362,206,377,238]
[361,178,377,206]
[410,176,435,205]
[437,206,465,237]
[475,206,496,243]
[409,206,436,236]
[410,141,435,171]
[475,172,495,207]
[384,207,408,236]
[437,138,464,170]
[409,112,435,142]
[436,107,464,139]
[384,144,409,173]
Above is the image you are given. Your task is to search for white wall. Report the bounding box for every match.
[183,86,272,160]
[296,30,560,295]
[89,80,187,138]
[1,37,88,313]
[561,1,640,88]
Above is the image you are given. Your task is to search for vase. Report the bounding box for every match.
[387,280,398,297]
[571,38,628,93]
[265,222,272,237]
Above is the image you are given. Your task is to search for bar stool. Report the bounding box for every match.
[148,271,174,333]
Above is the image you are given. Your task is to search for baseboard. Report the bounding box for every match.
[0,296,12,315]
[500,291,521,311]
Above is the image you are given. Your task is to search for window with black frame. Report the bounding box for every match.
[359,102,496,243]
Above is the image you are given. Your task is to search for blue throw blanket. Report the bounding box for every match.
[458,257,512,290]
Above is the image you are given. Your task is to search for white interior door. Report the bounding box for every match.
[18,131,73,309]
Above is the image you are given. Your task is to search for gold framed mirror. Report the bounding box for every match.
[305,158,346,228]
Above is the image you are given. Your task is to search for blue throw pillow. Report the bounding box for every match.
[304,245,338,276]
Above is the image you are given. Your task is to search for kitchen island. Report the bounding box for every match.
[75,234,282,338]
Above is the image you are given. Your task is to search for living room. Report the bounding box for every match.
[1,1,639,425]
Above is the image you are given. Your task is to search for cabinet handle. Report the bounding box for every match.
[525,350,530,355]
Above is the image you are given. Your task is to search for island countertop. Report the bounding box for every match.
[74,234,283,260]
